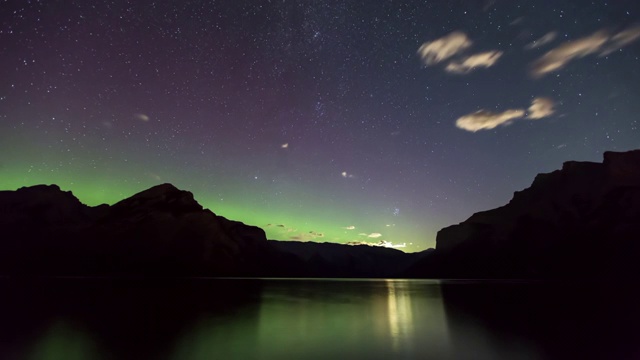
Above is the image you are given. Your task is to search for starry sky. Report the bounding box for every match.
[2,0,639,252]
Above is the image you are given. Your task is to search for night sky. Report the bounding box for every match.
[2,0,639,252]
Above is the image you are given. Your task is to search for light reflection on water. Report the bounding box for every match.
[1,279,639,360]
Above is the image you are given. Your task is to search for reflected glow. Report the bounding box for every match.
[28,320,104,360]
[385,279,414,352]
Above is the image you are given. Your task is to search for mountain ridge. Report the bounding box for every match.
[2,149,640,278]
[404,149,640,278]
[0,183,425,277]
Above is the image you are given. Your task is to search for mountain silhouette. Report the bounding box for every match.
[2,149,639,278]
[0,183,424,277]
[405,149,640,278]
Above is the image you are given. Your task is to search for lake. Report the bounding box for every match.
[0,278,638,359]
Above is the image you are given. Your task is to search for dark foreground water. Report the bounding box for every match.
[0,278,639,360]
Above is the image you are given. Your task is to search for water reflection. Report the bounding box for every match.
[386,279,404,350]
[29,320,104,360]
[1,279,639,359]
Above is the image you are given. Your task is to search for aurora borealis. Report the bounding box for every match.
[1,1,639,252]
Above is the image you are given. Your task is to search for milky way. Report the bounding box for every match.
[2,0,639,251]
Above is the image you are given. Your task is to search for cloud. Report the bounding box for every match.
[445,51,503,74]
[341,171,355,178]
[527,97,555,119]
[455,109,526,132]
[288,230,324,241]
[417,31,472,66]
[525,31,558,50]
[281,143,289,149]
[531,30,609,77]
[380,241,407,249]
[367,233,383,238]
[134,113,150,122]
[600,25,640,55]
[456,97,556,132]
[530,26,640,77]
[345,240,406,249]
[343,226,356,230]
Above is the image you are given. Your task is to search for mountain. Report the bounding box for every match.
[0,184,420,277]
[405,150,640,279]
[271,241,432,278]
[4,149,639,278]
[0,184,276,276]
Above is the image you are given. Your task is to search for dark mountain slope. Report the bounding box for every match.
[0,184,421,277]
[405,150,640,279]
[0,184,281,276]
[271,240,432,277]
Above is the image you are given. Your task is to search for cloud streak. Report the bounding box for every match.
[531,26,640,77]
[525,32,557,50]
[600,25,640,56]
[456,109,526,132]
[527,97,555,119]
[346,240,406,249]
[445,51,503,74]
[456,98,556,132]
[417,31,472,66]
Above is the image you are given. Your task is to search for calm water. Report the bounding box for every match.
[0,278,638,360]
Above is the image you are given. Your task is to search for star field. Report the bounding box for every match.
[1,0,639,251]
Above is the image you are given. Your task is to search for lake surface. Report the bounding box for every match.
[0,278,638,359]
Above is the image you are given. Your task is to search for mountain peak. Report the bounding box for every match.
[131,183,181,197]
[430,148,640,278]
[112,183,203,214]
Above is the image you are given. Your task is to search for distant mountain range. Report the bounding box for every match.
[2,149,639,278]
[0,182,428,277]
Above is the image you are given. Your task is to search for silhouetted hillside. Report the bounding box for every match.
[4,149,639,279]
[271,240,431,277]
[0,184,422,277]
[405,149,640,278]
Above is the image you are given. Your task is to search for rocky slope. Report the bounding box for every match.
[0,184,289,276]
[0,184,420,277]
[405,149,640,278]
[4,149,638,278]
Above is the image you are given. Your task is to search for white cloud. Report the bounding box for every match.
[455,109,525,132]
[445,51,503,74]
[531,30,609,77]
[380,241,407,249]
[526,97,555,119]
[456,97,556,132]
[525,32,558,50]
[529,26,640,77]
[343,226,356,230]
[417,31,472,66]
[346,241,371,246]
[281,143,289,149]
[600,25,640,55]
[367,233,383,238]
[134,113,150,122]
[346,240,406,249]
